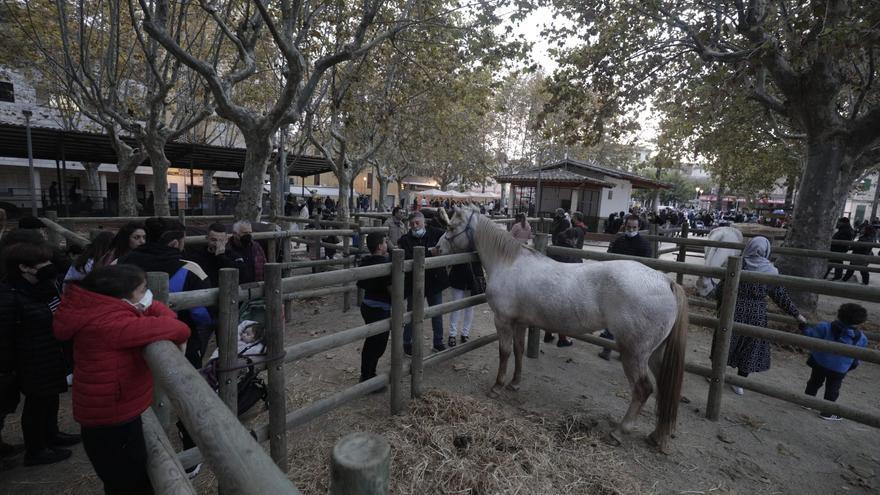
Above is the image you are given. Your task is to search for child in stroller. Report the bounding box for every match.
[200,320,268,416]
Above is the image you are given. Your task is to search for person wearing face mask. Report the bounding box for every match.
[225,220,267,283]
[398,211,450,354]
[120,218,213,368]
[54,264,189,493]
[0,242,80,466]
[596,214,653,360]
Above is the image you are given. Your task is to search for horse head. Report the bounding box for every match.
[437,206,479,255]
[695,276,716,297]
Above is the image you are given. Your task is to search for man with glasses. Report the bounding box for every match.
[598,214,652,360]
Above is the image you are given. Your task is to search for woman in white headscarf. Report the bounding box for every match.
[720,236,807,395]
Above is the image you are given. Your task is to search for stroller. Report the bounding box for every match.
[200,320,268,417]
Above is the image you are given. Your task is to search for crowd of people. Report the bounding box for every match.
[0,203,874,492]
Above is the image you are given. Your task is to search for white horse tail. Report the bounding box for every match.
[654,281,689,447]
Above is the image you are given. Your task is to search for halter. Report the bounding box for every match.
[444,210,477,252]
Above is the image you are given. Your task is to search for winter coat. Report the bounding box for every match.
[0,277,68,396]
[803,321,868,374]
[398,227,450,296]
[830,225,855,253]
[550,217,571,246]
[120,243,213,330]
[608,234,652,258]
[225,238,267,283]
[383,218,408,247]
[53,285,190,427]
[449,261,484,291]
[184,244,244,288]
[357,255,392,304]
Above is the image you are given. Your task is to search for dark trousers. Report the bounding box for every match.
[824,261,845,280]
[805,365,845,402]
[184,326,214,369]
[843,264,869,284]
[360,304,391,381]
[21,393,59,454]
[82,417,152,495]
[403,292,444,347]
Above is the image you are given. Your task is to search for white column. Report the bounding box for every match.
[570,189,579,212]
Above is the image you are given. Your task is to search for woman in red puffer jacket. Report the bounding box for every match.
[54,264,189,495]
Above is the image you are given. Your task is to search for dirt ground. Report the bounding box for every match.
[1,243,879,494]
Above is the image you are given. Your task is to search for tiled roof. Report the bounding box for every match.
[495,168,614,188]
[542,158,670,189]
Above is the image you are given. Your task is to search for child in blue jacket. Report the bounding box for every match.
[801,303,869,421]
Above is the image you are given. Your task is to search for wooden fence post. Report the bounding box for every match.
[264,264,289,471]
[147,271,172,430]
[706,255,742,421]
[178,207,186,227]
[527,233,549,358]
[217,268,240,413]
[329,432,390,495]
[389,249,405,415]
[267,238,278,263]
[676,221,689,284]
[342,237,352,312]
[411,247,426,398]
[310,236,321,273]
[282,233,294,321]
[142,408,196,495]
[649,223,659,258]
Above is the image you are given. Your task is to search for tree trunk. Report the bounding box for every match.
[336,167,352,223]
[203,170,215,214]
[271,127,289,219]
[783,173,797,211]
[118,163,139,217]
[377,175,389,212]
[235,133,273,222]
[775,137,853,312]
[82,162,103,210]
[714,184,724,212]
[146,145,172,217]
[869,172,880,221]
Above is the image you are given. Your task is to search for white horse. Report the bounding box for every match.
[437,206,689,451]
[695,227,743,297]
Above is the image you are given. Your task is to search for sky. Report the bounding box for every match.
[503,6,661,150]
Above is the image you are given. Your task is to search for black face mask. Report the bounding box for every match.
[35,264,58,282]
[240,234,253,246]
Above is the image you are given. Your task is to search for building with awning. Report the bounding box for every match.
[496,158,669,228]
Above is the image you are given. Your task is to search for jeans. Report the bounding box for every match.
[449,288,473,338]
[21,393,59,454]
[360,304,391,380]
[805,365,845,402]
[404,291,444,347]
[82,417,152,495]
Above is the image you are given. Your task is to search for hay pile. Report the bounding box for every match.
[289,389,645,494]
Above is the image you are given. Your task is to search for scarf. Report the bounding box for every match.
[742,236,778,274]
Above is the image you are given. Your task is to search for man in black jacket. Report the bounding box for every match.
[398,211,449,354]
[545,212,588,347]
[357,234,392,386]
[121,218,213,368]
[598,214,652,360]
[184,223,244,288]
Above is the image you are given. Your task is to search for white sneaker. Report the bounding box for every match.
[819,413,842,421]
[186,463,202,479]
[730,385,744,395]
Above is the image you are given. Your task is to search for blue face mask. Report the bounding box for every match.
[413,228,426,238]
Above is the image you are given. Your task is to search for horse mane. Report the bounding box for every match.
[472,212,534,265]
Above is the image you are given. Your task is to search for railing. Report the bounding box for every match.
[545,244,880,428]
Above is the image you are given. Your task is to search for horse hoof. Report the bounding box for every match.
[646,432,671,454]
[487,388,501,399]
[604,431,623,447]
[505,382,520,392]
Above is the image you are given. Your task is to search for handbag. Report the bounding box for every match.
[468,262,487,295]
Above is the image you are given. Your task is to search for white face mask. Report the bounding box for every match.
[625,231,639,238]
[413,227,426,238]
[127,289,153,311]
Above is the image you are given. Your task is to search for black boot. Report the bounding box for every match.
[24,448,71,466]
[49,432,81,447]
[0,441,25,457]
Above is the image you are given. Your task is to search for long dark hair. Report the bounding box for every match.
[78,264,146,299]
[74,231,115,271]
[110,222,145,259]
